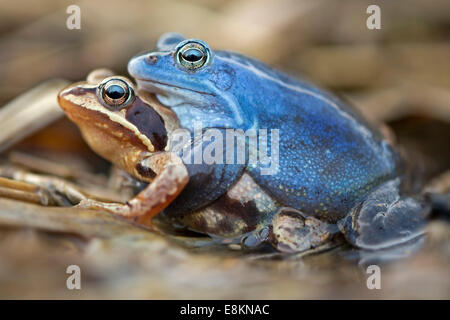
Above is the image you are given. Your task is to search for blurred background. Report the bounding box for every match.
[0,0,449,299]
[0,0,449,108]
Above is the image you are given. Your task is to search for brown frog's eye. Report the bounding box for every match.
[98,78,134,108]
[176,40,210,70]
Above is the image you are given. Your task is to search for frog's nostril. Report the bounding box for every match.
[146,54,158,65]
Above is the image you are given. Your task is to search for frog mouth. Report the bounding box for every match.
[134,78,214,96]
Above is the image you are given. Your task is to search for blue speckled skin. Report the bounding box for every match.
[128,35,400,221]
[164,128,246,215]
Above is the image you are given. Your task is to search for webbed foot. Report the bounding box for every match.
[268,207,340,253]
[338,178,430,250]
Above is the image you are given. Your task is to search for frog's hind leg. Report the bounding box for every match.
[77,153,189,226]
[267,207,341,253]
[338,178,430,250]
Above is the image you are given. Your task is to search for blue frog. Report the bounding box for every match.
[127,33,429,252]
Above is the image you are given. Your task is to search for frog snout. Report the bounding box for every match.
[127,54,158,78]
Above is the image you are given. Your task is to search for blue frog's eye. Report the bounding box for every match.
[176,40,210,70]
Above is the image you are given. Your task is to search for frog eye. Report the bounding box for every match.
[98,78,134,108]
[175,40,210,70]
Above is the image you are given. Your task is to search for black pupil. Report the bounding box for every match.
[182,48,203,62]
[105,84,126,100]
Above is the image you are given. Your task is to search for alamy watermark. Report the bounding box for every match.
[66,4,381,31]
[366,5,381,30]
[66,5,81,30]
[170,121,279,175]
[66,265,81,290]
[366,265,381,289]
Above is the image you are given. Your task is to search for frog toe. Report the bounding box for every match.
[338,179,430,250]
[269,207,339,253]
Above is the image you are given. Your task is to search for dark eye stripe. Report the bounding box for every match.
[125,97,168,151]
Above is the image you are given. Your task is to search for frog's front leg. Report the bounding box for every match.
[338,178,430,250]
[78,152,188,225]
